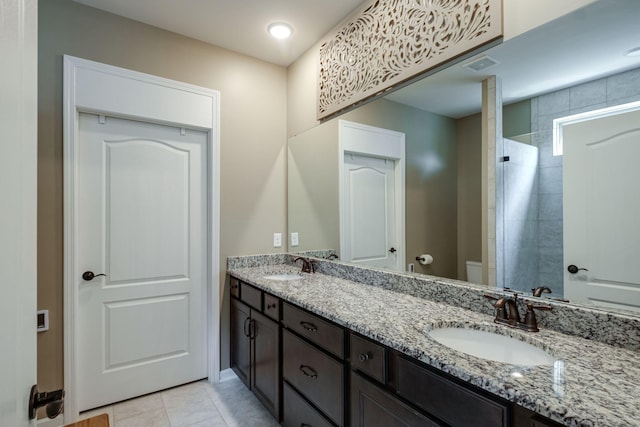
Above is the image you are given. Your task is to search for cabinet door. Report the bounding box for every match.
[351,372,442,427]
[283,382,334,427]
[251,310,281,420]
[230,298,251,387]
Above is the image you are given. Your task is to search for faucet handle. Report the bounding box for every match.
[523,303,552,332]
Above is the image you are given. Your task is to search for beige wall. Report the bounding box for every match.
[37,0,287,393]
[456,114,483,280]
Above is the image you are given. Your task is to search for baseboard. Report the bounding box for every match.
[219,368,237,382]
[37,415,62,427]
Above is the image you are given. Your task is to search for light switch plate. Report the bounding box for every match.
[273,232,282,248]
[291,232,299,247]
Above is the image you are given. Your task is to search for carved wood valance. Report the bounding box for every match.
[318,0,502,120]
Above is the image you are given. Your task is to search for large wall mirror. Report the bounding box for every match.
[288,0,640,314]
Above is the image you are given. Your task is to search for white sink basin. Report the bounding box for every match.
[263,274,303,281]
[428,327,556,366]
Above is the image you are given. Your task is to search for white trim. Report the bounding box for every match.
[63,56,221,423]
[553,100,640,156]
[338,120,406,271]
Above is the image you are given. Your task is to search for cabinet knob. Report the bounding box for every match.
[359,352,371,362]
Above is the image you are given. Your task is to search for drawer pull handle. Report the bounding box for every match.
[299,365,318,379]
[300,321,318,332]
[359,352,371,362]
[301,424,311,427]
[243,317,251,337]
[266,303,277,310]
[249,319,256,340]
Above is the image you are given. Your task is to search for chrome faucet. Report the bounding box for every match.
[293,256,316,273]
[484,292,552,332]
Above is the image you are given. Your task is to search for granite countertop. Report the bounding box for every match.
[228,264,640,427]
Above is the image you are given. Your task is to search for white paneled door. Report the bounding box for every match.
[342,153,398,270]
[77,113,208,411]
[563,106,640,312]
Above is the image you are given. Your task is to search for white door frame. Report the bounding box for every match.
[0,0,37,425]
[338,120,406,271]
[553,100,640,155]
[63,56,221,423]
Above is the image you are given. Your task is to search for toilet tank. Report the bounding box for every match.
[466,261,482,284]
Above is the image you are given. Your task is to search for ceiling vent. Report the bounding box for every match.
[462,55,500,72]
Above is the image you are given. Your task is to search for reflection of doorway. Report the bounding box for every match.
[559,102,640,312]
[339,121,405,271]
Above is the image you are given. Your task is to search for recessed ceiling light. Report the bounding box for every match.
[624,47,640,57]
[268,22,293,40]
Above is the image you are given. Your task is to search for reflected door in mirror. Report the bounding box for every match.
[563,105,640,312]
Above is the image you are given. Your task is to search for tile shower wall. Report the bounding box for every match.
[531,67,640,294]
[502,139,538,292]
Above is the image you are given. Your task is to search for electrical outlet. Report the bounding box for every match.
[37,310,49,332]
[273,232,282,248]
[408,263,415,273]
[291,232,299,247]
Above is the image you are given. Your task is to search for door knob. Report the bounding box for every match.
[82,271,106,281]
[29,385,64,419]
[567,265,588,274]
[389,247,397,253]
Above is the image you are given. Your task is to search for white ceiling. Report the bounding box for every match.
[72,0,366,67]
[385,0,640,118]
[73,0,640,118]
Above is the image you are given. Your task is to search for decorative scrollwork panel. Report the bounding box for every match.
[318,0,502,119]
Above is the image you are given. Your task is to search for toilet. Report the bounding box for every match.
[466,261,482,284]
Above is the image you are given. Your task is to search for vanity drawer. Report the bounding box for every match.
[283,302,345,358]
[240,282,262,310]
[283,382,334,427]
[283,329,344,426]
[350,333,386,384]
[395,356,508,427]
[230,276,240,298]
[263,293,280,321]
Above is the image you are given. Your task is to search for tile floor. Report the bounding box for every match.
[78,377,280,427]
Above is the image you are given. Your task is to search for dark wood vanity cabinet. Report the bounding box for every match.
[394,354,509,427]
[282,302,347,427]
[348,333,563,427]
[229,275,564,427]
[229,281,280,420]
[351,371,441,427]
